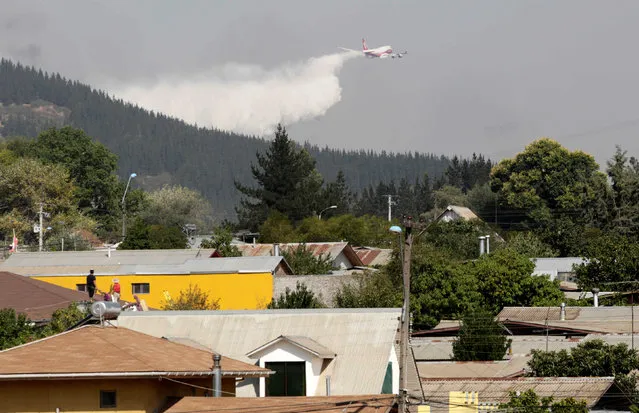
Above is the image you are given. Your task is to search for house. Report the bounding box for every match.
[0,325,272,413]
[116,308,424,401]
[530,257,588,285]
[0,271,100,324]
[0,251,293,309]
[234,242,364,271]
[434,206,481,223]
[165,394,397,413]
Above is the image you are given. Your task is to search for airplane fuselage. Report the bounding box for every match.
[364,45,393,58]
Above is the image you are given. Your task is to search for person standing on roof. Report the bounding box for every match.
[86,269,97,300]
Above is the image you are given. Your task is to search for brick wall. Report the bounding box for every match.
[273,274,359,307]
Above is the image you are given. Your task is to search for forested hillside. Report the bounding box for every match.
[0,59,451,221]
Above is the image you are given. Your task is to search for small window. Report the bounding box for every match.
[76,284,87,292]
[100,390,116,408]
[132,283,150,294]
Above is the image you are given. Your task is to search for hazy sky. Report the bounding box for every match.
[2,0,639,166]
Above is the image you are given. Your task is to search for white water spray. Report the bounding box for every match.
[111,51,361,136]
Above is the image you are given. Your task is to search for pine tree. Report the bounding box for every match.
[452,307,511,361]
[235,124,323,229]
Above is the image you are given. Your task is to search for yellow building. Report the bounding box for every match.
[0,250,292,309]
[0,325,273,413]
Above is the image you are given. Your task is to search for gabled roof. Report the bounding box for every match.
[0,325,271,379]
[247,335,336,359]
[420,377,614,408]
[435,205,481,222]
[235,242,364,268]
[117,308,402,395]
[166,395,397,413]
[353,247,393,267]
[0,271,100,322]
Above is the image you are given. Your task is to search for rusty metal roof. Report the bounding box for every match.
[353,247,393,267]
[235,242,364,268]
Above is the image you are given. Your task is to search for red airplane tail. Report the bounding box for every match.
[362,38,368,51]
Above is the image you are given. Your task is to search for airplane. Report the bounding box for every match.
[339,38,407,59]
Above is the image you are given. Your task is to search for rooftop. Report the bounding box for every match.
[421,377,614,408]
[235,242,364,268]
[117,308,407,396]
[166,395,397,413]
[0,254,292,276]
[0,271,100,322]
[0,325,271,379]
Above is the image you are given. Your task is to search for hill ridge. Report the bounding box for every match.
[0,58,452,221]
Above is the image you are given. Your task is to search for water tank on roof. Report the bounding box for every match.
[91,301,121,320]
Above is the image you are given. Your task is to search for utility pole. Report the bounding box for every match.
[383,195,396,222]
[398,216,413,413]
[38,203,44,252]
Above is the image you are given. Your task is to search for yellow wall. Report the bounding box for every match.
[449,391,478,413]
[32,272,273,310]
[0,377,235,413]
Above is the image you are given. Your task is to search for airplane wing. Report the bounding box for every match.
[338,47,361,53]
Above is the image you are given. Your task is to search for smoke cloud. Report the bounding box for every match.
[110,51,362,136]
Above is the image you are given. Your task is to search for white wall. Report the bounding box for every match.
[390,344,399,394]
[333,252,352,270]
[254,340,324,397]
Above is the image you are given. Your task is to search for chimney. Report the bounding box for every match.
[326,375,331,396]
[592,288,600,308]
[273,243,280,256]
[212,354,222,397]
[478,236,486,256]
[560,302,566,321]
[485,235,491,254]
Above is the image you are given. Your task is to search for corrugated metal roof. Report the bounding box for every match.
[0,256,292,276]
[421,377,614,409]
[412,336,583,361]
[235,243,364,268]
[417,356,530,379]
[498,306,639,334]
[116,308,402,396]
[2,249,216,267]
[354,247,393,267]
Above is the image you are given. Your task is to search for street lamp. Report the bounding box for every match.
[121,173,137,240]
[318,205,337,220]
